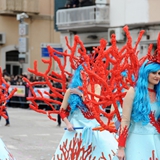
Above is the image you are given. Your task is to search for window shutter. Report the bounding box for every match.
[54,0,66,31]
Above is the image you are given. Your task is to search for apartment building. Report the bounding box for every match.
[0,0,60,75]
[1,0,159,75]
[55,0,160,72]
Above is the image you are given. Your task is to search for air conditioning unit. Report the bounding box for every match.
[0,33,6,44]
[108,28,125,42]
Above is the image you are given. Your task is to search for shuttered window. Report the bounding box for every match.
[54,0,66,31]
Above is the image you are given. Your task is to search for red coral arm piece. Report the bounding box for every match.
[59,107,70,120]
[118,125,128,147]
[149,111,160,133]
[0,67,17,119]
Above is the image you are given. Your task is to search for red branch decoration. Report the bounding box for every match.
[149,111,160,133]
[80,26,145,132]
[59,107,70,120]
[149,150,158,160]
[23,35,91,121]
[118,125,128,147]
[4,146,15,160]
[56,133,112,160]
[24,25,160,134]
[22,48,69,121]
[148,34,160,63]
[0,68,17,119]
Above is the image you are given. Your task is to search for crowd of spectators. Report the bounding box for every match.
[2,69,71,109]
[3,69,46,87]
[2,69,47,108]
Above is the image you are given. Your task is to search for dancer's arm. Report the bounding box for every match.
[59,88,74,131]
[70,84,101,102]
[117,87,134,160]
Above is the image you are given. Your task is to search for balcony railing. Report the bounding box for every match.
[0,0,39,14]
[56,5,109,31]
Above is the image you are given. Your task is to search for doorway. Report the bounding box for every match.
[6,63,21,76]
[6,50,21,76]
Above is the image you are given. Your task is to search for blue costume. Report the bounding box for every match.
[0,138,16,160]
[117,61,160,160]
[53,65,118,160]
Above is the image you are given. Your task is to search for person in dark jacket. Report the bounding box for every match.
[54,81,63,127]
[79,0,94,7]
[65,0,79,8]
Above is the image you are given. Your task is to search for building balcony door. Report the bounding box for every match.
[6,50,21,76]
[6,62,21,76]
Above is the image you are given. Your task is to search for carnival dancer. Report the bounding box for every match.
[0,68,17,160]
[117,36,160,160]
[110,71,128,132]
[23,26,146,160]
[0,75,11,126]
[53,64,118,160]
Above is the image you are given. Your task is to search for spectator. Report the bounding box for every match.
[0,102,10,126]
[54,81,63,127]
[65,0,79,8]
[0,75,11,126]
[79,0,94,7]
[3,69,10,77]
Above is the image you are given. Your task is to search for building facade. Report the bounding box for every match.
[55,0,160,72]
[0,0,60,76]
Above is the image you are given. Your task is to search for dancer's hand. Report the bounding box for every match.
[117,148,125,160]
[2,102,6,106]
[66,122,74,131]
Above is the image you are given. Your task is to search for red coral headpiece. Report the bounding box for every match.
[148,34,160,63]
[139,33,160,67]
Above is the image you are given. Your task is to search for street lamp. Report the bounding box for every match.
[16,13,29,74]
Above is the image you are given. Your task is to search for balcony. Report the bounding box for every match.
[0,0,39,15]
[56,5,110,32]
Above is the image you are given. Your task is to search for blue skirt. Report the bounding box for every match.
[53,108,118,160]
[0,138,16,160]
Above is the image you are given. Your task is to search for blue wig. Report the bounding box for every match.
[68,65,86,113]
[132,60,160,125]
[121,70,135,82]
[121,70,127,77]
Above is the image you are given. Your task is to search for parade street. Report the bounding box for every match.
[0,107,65,160]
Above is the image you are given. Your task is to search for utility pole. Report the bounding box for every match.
[16,13,29,75]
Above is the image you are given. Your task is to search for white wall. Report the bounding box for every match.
[110,0,149,27]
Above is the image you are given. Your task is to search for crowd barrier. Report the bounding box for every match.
[8,85,111,112]
[8,85,57,110]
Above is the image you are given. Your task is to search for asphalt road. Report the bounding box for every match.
[0,107,65,160]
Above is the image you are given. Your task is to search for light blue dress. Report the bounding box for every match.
[0,138,16,160]
[53,108,118,160]
[113,102,122,131]
[125,102,160,160]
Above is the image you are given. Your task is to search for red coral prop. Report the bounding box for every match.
[24,25,148,133]
[149,111,160,133]
[23,35,95,122]
[59,107,70,120]
[147,34,160,63]
[118,125,128,147]
[80,26,144,132]
[0,68,17,119]
[4,146,15,160]
[149,150,158,160]
[55,133,112,160]
[22,47,69,121]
